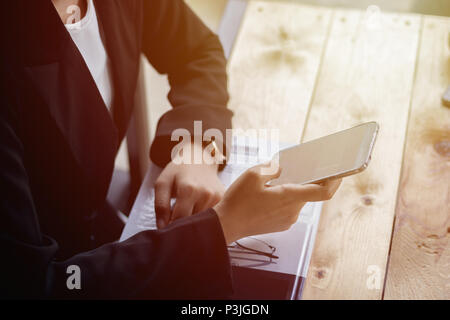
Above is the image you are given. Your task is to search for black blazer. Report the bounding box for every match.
[0,0,233,299]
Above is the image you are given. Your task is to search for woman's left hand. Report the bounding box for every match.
[154,143,225,228]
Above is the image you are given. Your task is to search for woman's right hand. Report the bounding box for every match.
[214,162,342,244]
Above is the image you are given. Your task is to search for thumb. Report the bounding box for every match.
[254,160,282,184]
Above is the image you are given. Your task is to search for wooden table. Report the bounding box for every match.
[221,0,449,299]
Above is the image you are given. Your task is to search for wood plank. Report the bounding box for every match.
[384,15,450,300]
[300,9,422,299]
[185,0,228,32]
[218,0,248,59]
[227,1,332,144]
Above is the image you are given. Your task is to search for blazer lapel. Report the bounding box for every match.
[22,0,118,195]
[94,0,141,140]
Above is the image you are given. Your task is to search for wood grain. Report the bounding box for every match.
[227,1,332,144]
[300,9,421,299]
[384,15,450,300]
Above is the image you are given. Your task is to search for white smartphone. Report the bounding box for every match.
[268,121,379,186]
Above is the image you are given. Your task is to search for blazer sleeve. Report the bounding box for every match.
[0,104,233,299]
[141,0,233,168]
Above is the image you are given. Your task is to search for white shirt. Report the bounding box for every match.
[65,0,113,111]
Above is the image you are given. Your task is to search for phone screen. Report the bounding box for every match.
[269,122,378,185]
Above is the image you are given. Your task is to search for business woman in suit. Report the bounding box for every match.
[0,0,341,299]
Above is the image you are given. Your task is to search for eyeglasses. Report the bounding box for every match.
[228,237,279,266]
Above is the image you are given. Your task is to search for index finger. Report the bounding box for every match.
[154,180,172,228]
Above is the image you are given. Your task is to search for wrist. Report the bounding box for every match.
[191,141,219,171]
[214,202,239,245]
[172,141,219,170]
